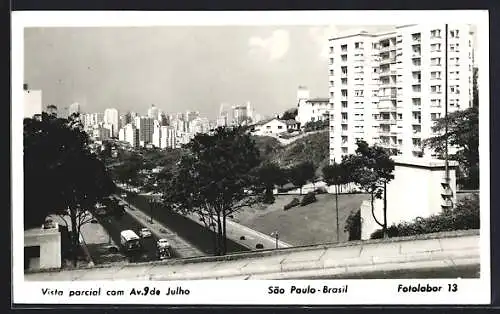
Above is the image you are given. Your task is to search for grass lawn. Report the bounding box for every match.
[233,193,370,246]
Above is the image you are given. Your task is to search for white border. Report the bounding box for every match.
[12,10,490,305]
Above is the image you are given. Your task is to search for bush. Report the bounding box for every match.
[369,194,479,239]
[344,209,361,241]
[283,198,300,211]
[300,192,317,206]
[314,187,328,194]
[262,192,275,204]
[369,226,400,239]
[256,243,264,249]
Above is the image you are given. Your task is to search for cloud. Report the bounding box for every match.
[248,29,290,61]
[309,26,340,59]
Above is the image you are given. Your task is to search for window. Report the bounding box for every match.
[277,125,283,129]
[341,66,348,74]
[341,44,347,52]
[355,42,361,49]
[330,91,334,97]
[341,124,348,131]
[341,101,348,108]
[431,85,442,93]
[431,113,441,121]
[373,67,378,73]
[431,57,441,66]
[341,54,348,62]
[329,69,334,76]
[431,43,441,52]
[397,113,403,120]
[329,58,333,65]
[329,46,334,54]
[341,89,348,97]
[431,71,441,80]
[412,98,421,106]
[431,29,441,38]
[412,58,421,66]
[450,85,460,94]
[354,90,364,97]
[341,147,348,153]
[431,99,442,107]
[341,78,347,85]
[341,113,348,121]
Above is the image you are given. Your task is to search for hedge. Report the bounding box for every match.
[370,194,479,239]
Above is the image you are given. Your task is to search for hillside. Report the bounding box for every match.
[252,130,329,174]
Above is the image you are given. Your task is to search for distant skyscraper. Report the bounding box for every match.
[124,123,139,148]
[135,116,154,146]
[186,111,199,122]
[68,102,80,116]
[148,105,159,120]
[103,108,120,137]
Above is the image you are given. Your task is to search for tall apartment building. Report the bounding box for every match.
[124,123,139,148]
[328,24,474,163]
[148,104,159,119]
[103,108,120,137]
[68,102,80,116]
[134,116,154,146]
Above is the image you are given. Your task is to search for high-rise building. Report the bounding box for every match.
[152,120,162,147]
[68,102,80,116]
[134,116,154,146]
[124,123,139,148]
[186,111,200,122]
[92,126,111,141]
[148,105,159,120]
[23,84,42,119]
[104,108,120,137]
[163,126,177,149]
[328,24,474,163]
[118,128,126,142]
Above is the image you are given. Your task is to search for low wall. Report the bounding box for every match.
[24,225,62,270]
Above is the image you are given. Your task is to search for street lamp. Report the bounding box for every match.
[270,231,279,249]
[147,198,154,224]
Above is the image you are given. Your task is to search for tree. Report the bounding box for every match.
[165,126,261,255]
[322,162,349,242]
[24,113,116,265]
[342,140,395,238]
[255,161,287,204]
[289,161,316,195]
[281,108,298,121]
[424,68,479,189]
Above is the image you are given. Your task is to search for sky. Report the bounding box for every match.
[24,25,473,120]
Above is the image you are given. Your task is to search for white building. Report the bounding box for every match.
[252,118,300,136]
[83,112,104,129]
[23,87,42,119]
[189,117,210,135]
[103,108,120,137]
[134,116,154,146]
[147,104,159,120]
[24,222,62,270]
[328,24,474,163]
[124,123,139,148]
[68,102,80,116]
[118,127,126,142]
[92,126,111,141]
[152,120,162,148]
[295,87,330,126]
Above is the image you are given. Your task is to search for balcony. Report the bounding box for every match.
[380,80,397,88]
[377,117,397,125]
[341,72,348,78]
[412,119,422,124]
[379,45,395,53]
[378,100,397,110]
[412,78,422,85]
[379,92,397,100]
[412,51,421,58]
[412,145,422,152]
[380,56,396,65]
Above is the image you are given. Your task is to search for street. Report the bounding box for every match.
[97,211,174,263]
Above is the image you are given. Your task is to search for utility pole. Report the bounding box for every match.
[443,23,454,211]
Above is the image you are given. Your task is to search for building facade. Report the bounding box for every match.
[296,87,330,126]
[328,24,474,163]
[134,116,154,146]
[68,102,80,116]
[124,123,139,148]
[147,104,159,119]
[252,118,300,136]
[103,108,120,138]
[23,87,42,119]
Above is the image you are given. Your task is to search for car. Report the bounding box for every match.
[156,238,170,248]
[139,228,152,238]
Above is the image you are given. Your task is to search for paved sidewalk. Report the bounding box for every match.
[25,230,480,281]
[116,195,206,258]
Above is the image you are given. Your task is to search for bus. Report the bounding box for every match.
[120,230,141,253]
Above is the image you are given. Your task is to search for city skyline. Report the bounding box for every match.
[24,25,408,120]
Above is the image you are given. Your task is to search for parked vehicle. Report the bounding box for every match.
[139,228,152,238]
[156,238,172,260]
[120,230,142,252]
